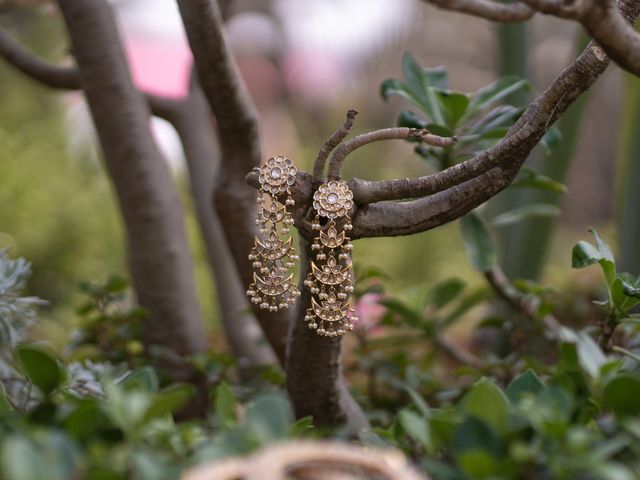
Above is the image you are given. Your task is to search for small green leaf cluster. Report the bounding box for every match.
[381,53,566,274]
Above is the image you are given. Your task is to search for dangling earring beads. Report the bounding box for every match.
[304,180,359,337]
[246,156,301,311]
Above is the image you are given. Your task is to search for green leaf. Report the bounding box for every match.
[453,416,501,457]
[558,328,607,379]
[401,52,445,124]
[460,378,509,433]
[604,375,640,416]
[466,105,523,136]
[15,344,64,395]
[437,91,469,128]
[540,127,562,153]
[379,298,422,326]
[289,416,314,436]
[428,278,465,309]
[622,278,640,298]
[399,409,431,449]
[214,382,238,429]
[460,212,496,272]
[511,168,567,193]
[424,66,448,90]
[505,369,544,404]
[457,450,499,477]
[572,241,603,268]
[246,393,294,442]
[144,384,194,422]
[491,204,560,228]
[530,386,574,435]
[468,76,529,113]
[591,228,615,262]
[397,110,427,129]
[120,366,159,393]
[405,387,431,417]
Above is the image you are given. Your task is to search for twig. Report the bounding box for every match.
[422,0,535,22]
[327,127,456,180]
[598,311,619,353]
[612,345,640,364]
[312,109,358,183]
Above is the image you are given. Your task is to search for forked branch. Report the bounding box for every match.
[312,109,358,183]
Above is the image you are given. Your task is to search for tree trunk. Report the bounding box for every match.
[286,238,368,430]
[57,0,206,374]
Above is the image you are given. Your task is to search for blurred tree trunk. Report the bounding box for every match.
[57,0,206,375]
[617,72,640,274]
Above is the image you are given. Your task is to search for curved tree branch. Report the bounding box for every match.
[312,109,358,183]
[176,0,290,362]
[521,0,640,77]
[422,0,535,22]
[327,127,456,180]
[0,26,181,119]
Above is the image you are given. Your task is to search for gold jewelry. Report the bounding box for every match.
[304,180,358,337]
[246,156,300,311]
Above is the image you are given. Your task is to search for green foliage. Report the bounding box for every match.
[381,53,565,274]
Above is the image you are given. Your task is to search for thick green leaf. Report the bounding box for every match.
[457,450,499,477]
[591,228,615,262]
[289,416,314,436]
[467,105,522,136]
[505,369,544,404]
[120,367,159,393]
[397,110,427,129]
[401,52,445,124]
[492,204,560,228]
[540,127,562,153]
[399,409,431,449]
[511,168,567,193]
[572,241,602,268]
[245,393,293,441]
[452,416,501,457]
[15,344,64,395]
[144,384,194,422]
[214,382,238,429]
[460,212,496,272]
[429,278,465,309]
[460,378,509,433]
[467,76,529,113]
[604,375,640,416]
[379,298,422,326]
[437,91,469,128]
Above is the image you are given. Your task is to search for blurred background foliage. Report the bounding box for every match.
[0,0,635,400]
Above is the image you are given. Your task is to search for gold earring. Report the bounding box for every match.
[304,180,358,337]
[246,156,301,311]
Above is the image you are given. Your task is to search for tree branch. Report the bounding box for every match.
[312,109,358,183]
[286,238,368,429]
[422,0,535,22]
[327,127,457,180]
[176,0,290,361]
[166,80,278,371]
[0,26,181,119]
[521,0,640,77]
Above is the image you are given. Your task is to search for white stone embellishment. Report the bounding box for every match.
[271,167,282,179]
[327,193,338,204]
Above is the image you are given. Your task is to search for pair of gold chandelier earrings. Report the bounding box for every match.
[246,155,357,338]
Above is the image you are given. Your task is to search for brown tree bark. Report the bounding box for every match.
[57,0,206,374]
[176,0,291,362]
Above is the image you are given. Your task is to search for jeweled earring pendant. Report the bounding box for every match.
[246,156,300,311]
[304,180,359,337]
